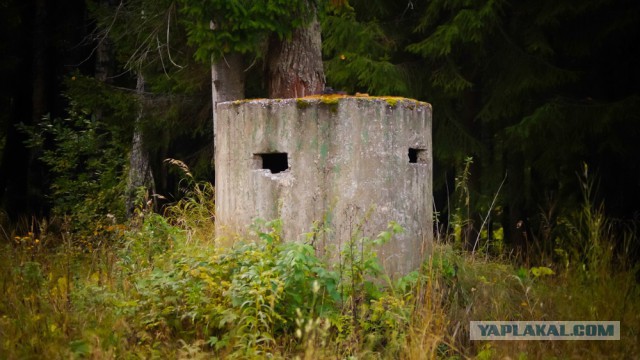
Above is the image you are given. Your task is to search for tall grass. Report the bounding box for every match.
[0,170,638,358]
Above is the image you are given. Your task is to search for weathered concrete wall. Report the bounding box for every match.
[215,96,432,277]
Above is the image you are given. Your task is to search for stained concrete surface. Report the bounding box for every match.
[215,96,432,277]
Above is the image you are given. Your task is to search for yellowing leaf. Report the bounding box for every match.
[531,266,555,278]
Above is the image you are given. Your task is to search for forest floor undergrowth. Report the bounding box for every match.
[1,187,638,359]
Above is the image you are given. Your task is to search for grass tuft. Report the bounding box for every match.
[1,171,638,358]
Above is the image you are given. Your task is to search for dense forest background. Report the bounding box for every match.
[1,0,639,258]
[2,1,640,358]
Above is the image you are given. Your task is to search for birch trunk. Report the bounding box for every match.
[211,52,245,164]
[126,73,155,217]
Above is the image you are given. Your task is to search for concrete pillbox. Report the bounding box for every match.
[215,96,432,278]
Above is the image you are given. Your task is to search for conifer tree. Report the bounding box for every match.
[322,0,640,252]
[89,0,325,217]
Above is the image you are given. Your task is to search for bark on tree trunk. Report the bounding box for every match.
[211,52,246,104]
[211,52,245,166]
[95,37,113,83]
[126,73,155,217]
[267,4,325,98]
[94,2,114,121]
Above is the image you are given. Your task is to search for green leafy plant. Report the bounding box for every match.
[1,159,638,359]
[178,0,314,62]
[19,76,135,238]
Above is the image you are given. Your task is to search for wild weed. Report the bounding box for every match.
[1,160,638,359]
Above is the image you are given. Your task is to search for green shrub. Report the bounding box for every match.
[20,76,134,238]
[2,168,638,359]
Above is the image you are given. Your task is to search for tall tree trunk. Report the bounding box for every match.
[95,34,113,83]
[126,73,155,217]
[211,53,246,104]
[211,52,245,167]
[94,0,114,124]
[267,3,324,98]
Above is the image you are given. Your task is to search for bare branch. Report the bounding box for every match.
[156,35,170,77]
[166,3,185,69]
[74,0,125,67]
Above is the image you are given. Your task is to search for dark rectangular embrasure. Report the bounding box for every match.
[409,148,427,164]
[255,152,289,173]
